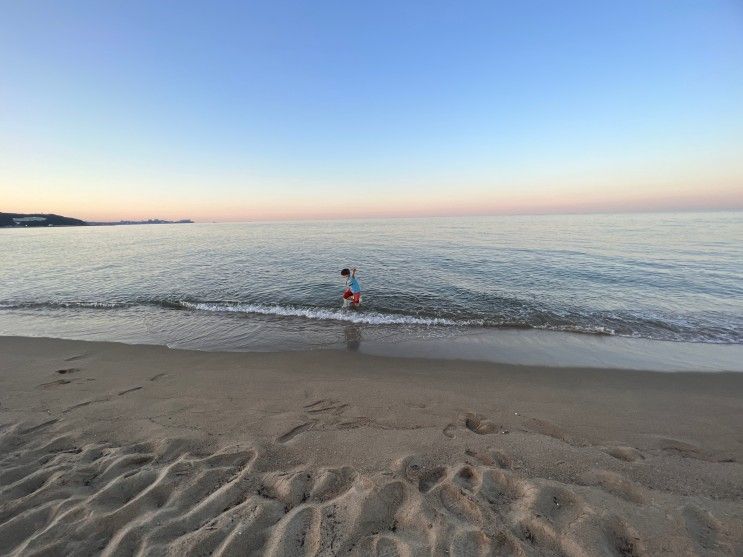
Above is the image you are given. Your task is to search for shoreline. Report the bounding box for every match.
[358,328,743,372]
[1,335,742,555]
[2,317,742,372]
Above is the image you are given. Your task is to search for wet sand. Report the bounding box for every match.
[1,336,741,555]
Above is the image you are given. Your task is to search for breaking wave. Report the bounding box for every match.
[1,298,740,343]
[177,301,464,326]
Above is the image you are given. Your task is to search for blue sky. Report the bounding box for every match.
[2,1,742,220]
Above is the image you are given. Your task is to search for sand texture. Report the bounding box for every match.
[1,336,742,556]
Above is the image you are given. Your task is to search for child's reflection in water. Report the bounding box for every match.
[344,324,362,352]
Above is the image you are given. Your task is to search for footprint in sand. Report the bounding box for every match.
[440,483,483,524]
[514,517,566,554]
[118,386,143,396]
[307,402,349,415]
[62,397,109,414]
[657,438,703,458]
[479,468,529,506]
[531,484,584,531]
[310,466,357,502]
[654,437,733,462]
[304,399,330,409]
[63,400,94,413]
[464,413,499,435]
[400,455,447,493]
[18,418,59,435]
[523,417,583,446]
[452,465,481,492]
[418,466,447,493]
[372,536,410,557]
[491,450,515,470]
[277,420,317,443]
[265,506,321,556]
[602,515,648,557]
[56,368,81,375]
[450,530,495,557]
[682,504,732,554]
[580,469,646,504]
[466,448,495,465]
[260,470,315,508]
[303,399,349,416]
[465,448,514,469]
[37,379,73,389]
[604,446,644,462]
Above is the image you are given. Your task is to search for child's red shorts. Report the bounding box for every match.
[343,289,361,304]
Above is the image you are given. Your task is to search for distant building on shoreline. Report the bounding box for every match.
[11,216,48,225]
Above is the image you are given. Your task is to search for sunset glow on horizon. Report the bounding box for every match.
[2,1,742,222]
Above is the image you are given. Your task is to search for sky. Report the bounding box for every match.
[1,1,742,222]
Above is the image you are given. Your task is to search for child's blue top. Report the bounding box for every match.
[347,276,361,293]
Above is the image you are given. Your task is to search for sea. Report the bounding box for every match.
[2,212,742,371]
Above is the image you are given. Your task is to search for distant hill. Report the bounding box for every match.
[1,213,194,228]
[0,212,87,227]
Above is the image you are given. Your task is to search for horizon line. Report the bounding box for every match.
[201,206,743,224]
[7,206,742,226]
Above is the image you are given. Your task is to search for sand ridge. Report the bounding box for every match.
[1,336,742,555]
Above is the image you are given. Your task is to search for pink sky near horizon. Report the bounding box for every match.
[5,180,742,222]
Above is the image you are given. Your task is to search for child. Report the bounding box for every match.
[341,267,361,307]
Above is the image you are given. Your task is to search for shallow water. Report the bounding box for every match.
[1,212,741,358]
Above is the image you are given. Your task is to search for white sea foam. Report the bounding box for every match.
[534,323,616,336]
[57,301,129,309]
[180,301,462,326]
[0,301,129,309]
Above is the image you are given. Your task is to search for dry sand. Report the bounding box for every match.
[0,336,741,556]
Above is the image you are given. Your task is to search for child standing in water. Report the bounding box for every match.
[341,267,361,307]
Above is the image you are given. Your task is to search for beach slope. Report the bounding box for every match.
[1,336,741,555]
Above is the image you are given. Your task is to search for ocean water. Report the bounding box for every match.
[1,212,741,359]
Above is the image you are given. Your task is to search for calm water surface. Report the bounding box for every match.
[1,212,741,353]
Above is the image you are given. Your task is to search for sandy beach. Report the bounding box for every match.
[5,0,742,553]
[0,336,741,556]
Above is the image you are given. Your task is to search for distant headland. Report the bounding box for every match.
[1,212,193,228]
